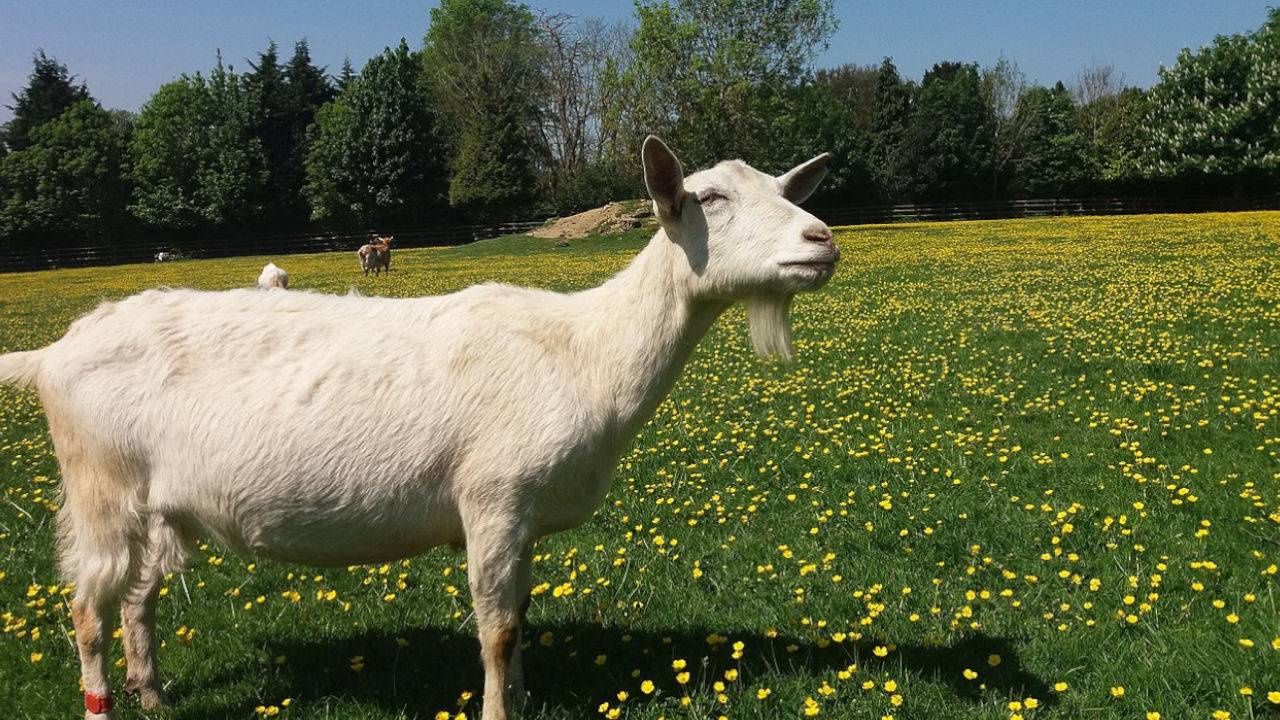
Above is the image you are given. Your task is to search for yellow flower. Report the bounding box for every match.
[962,669,978,680]
[640,680,655,694]
[1110,686,1125,698]
[757,688,772,700]
[1053,682,1068,692]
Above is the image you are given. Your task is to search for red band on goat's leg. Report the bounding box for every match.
[85,692,113,715]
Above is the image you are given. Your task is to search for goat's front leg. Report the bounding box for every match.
[465,522,530,720]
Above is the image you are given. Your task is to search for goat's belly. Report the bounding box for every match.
[174,473,463,567]
[241,509,461,567]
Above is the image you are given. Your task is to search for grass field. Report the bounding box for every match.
[2,212,1279,720]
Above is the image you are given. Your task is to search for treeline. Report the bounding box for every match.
[2,0,1279,251]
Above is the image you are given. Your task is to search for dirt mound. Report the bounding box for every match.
[529,201,653,240]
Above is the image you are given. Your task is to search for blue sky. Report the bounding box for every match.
[1,1,1272,122]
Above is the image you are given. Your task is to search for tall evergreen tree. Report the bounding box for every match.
[3,50,92,152]
[337,57,357,92]
[448,83,539,214]
[304,40,447,225]
[245,41,293,221]
[243,39,335,224]
[904,62,994,201]
[423,0,545,216]
[281,40,335,220]
[870,58,913,201]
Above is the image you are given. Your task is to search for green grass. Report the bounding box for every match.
[2,212,1279,719]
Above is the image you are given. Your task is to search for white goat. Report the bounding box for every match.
[0,136,837,720]
[257,262,288,289]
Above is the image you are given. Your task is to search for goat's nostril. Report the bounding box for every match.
[803,226,834,244]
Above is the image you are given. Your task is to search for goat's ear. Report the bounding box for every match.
[778,153,832,204]
[642,135,688,221]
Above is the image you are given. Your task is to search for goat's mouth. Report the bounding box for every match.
[778,258,839,276]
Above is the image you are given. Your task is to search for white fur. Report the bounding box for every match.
[257,262,288,289]
[0,137,836,720]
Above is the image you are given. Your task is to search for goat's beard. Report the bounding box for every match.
[747,293,795,362]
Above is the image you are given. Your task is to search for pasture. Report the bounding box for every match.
[2,212,1279,719]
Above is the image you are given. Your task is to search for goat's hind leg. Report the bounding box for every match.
[121,516,190,709]
[57,462,143,719]
[507,544,533,704]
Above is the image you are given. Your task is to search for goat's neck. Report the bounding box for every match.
[579,230,729,435]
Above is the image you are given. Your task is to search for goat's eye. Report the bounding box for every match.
[698,190,728,205]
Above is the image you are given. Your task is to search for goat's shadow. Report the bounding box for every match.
[171,620,1052,719]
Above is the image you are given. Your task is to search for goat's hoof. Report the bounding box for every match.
[124,679,169,710]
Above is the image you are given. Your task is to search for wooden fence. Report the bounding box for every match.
[0,221,545,273]
[2,194,1277,273]
[814,194,1280,226]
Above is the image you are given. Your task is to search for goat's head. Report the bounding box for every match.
[642,135,838,361]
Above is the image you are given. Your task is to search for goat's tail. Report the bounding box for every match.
[0,349,43,388]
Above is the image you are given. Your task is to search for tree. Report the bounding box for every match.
[1092,87,1148,183]
[780,82,875,205]
[1011,83,1093,197]
[449,92,540,213]
[1072,64,1125,145]
[982,56,1029,197]
[245,41,293,221]
[304,41,448,225]
[3,50,92,152]
[1137,9,1280,191]
[423,0,545,215]
[535,16,631,173]
[244,39,335,224]
[337,57,357,92]
[615,0,838,170]
[904,62,993,201]
[282,41,335,214]
[0,100,131,244]
[533,16,637,214]
[129,54,268,228]
[815,64,879,133]
[869,58,914,201]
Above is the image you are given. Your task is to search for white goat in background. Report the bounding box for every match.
[257,262,288,289]
[0,136,838,720]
